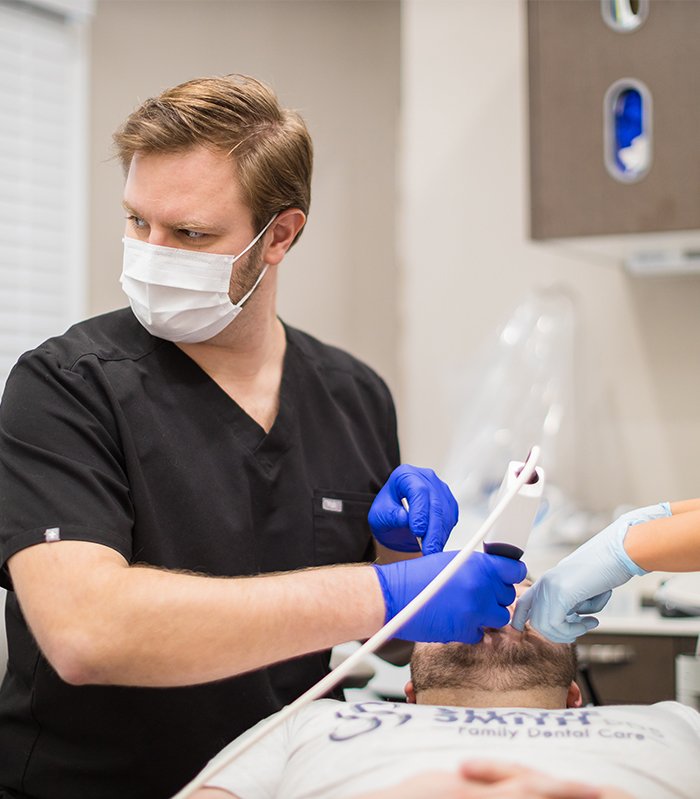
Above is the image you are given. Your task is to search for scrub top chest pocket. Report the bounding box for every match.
[312,489,376,566]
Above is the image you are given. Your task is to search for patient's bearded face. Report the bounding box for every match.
[410,582,578,693]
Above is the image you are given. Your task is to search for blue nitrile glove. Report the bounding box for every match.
[512,502,671,643]
[369,465,458,555]
[373,551,527,643]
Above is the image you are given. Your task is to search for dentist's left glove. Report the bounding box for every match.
[369,465,458,555]
[373,551,527,644]
[512,502,671,643]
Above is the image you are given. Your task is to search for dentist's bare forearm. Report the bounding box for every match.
[8,541,385,688]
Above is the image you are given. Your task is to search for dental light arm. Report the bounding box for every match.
[171,447,542,799]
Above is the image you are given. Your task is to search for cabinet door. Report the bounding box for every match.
[576,633,696,704]
[528,0,700,238]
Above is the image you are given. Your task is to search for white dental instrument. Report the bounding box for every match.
[482,456,545,560]
[171,447,542,799]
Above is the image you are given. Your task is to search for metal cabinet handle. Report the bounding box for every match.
[577,644,635,665]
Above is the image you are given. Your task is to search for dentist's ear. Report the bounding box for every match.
[404,680,417,704]
[261,209,306,266]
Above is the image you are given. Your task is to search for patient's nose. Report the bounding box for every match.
[509,580,532,623]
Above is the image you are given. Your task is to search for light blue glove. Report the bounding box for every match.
[512,502,671,643]
[373,551,527,643]
[368,465,458,555]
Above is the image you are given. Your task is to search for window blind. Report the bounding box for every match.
[0,0,89,394]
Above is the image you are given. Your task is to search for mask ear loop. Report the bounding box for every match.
[231,214,278,265]
[234,265,269,307]
[230,214,278,307]
[171,447,541,799]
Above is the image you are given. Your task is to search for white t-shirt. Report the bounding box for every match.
[204,699,700,799]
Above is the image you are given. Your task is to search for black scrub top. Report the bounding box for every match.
[0,309,400,799]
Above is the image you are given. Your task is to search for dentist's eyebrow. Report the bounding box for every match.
[121,200,140,215]
[121,201,224,233]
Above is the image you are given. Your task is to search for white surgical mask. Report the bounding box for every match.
[120,215,277,343]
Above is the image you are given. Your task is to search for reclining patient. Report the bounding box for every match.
[191,584,700,799]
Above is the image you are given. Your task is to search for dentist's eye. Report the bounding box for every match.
[178,229,207,240]
[125,215,148,229]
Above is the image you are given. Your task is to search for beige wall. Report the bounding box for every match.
[401,0,700,510]
[89,0,401,393]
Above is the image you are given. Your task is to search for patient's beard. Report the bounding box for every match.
[411,629,577,694]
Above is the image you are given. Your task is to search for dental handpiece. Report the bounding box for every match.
[482,458,545,560]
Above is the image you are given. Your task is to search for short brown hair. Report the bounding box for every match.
[113,74,312,244]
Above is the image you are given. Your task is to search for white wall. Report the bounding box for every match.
[400,0,700,510]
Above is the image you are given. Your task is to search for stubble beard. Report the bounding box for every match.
[411,628,577,694]
[228,239,267,305]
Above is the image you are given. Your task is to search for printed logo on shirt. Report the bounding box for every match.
[328,703,668,745]
[331,702,411,741]
[322,498,344,513]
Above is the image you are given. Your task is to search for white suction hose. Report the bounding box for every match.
[171,446,541,799]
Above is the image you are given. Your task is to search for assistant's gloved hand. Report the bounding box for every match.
[373,551,526,643]
[512,502,671,643]
[369,465,458,555]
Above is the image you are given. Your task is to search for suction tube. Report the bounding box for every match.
[171,447,541,799]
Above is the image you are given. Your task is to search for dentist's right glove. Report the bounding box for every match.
[512,502,671,643]
[373,551,526,644]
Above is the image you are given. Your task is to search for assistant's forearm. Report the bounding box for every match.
[670,498,700,514]
[625,507,700,572]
